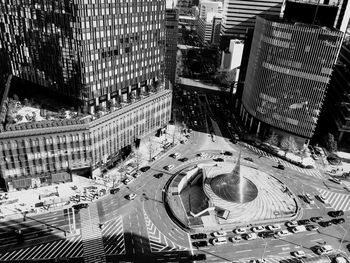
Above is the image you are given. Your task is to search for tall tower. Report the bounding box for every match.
[165,8,179,85]
[0,0,166,114]
[241,16,343,145]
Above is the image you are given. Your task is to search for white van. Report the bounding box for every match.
[291,225,306,233]
[212,237,227,245]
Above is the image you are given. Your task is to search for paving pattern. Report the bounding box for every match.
[317,188,350,211]
[102,216,125,255]
[143,208,187,252]
[203,164,297,224]
[243,143,324,179]
[0,234,83,261]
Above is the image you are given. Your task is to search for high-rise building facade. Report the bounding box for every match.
[220,0,283,41]
[241,16,343,144]
[165,9,179,84]
[320,20,350,150]
[0,0,173,191]
[0,0,166,114]
[198,0,222,44]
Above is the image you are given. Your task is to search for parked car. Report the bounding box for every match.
[110,188,120,194]
[170,152,181,159]
[230,235,243,242]
[252,226,265,233]
[123,177,134,185]
[286,221,298,228]
[306,225,319,231]
[292,250,306,258]
[304,193,315,204]
[331,218,345,224]
[310,216,323,222]
[164,165,175,171]
[190,233,207,239]
[298,219,311,225]
[212,231,226,237]
[316,245,334,255]
[213,158,224,162]
[244,157,254,162]
[179,157,189,162]
[277,163,285,170]
[140,166,151,172]
[291,225,306,233]
[276,230,292,237]
[266,224,281,231]
[319,221,333,227]
[244,233,258,240]
[318,195,327,203]
[212,237,227,245]
[234,228,247,234]
[224,151,233,156]
[154,173,163,179]
[328,210,344,217]
[125,193,137,200]
[260,231,275,239]
[192,241,208,247]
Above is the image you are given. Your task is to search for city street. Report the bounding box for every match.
[0,89,349,263]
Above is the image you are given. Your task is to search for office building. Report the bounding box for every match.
[199,0,223,20]
[0,0,172,191]
[165,9,179,84]
[221,0,283,42]
[320,20,350,150]
[241,16,343,145]
[198,0,222,44]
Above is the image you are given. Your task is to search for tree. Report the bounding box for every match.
[132,146,142,171]
[323,133,337,153]
[146,138,157,161]
[280,136,298,155]
[265,131,279,146]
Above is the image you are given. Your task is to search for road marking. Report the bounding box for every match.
[311,238,323,242]
[236,249,252,253]
[306,232,317,235]
[278,251,291,254]
[275,244,290,247]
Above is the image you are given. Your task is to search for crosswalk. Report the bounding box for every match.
[243,143,324,179]
[0,234,83,261]
[317,188,350,211]
[241,253,315,263]
[80,202,107,263]
[143,208,187,252]
[102,216,125,255]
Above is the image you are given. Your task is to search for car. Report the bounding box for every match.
[244,233,258,240]
[259,231,275,238]
[212,231,226,237]
[252,226,265,233]
[190,254,206,261]
[304,193,314,204]
[197,152,208,157]
[306,225,319,231]
[328,210,344,217]
[250,260,266,263]
[244,157,254,162]
[212,237,227,245]
[234,134,240,140]
[230,235,243,242]
[276,230,292,237]
[331,218,345,224]
[312,154,319,160]
[132,172,141,178]
[110,188,120,194]
[292,250,306,258]
[154,173,163,179]
[140,166,151,172]
[180,139,188,144]
[224,151,233,156]
[318,195,327,203]
[193,121,198,126]
[190,233,207,239]
[192,241,208,247]
[329,177,342,184]
[266,224,281,231]
[72,203,89,210]
[170,152,181,159]
[179,157,188,162]
[213,158,224,162]
[319,221,333,227]
[286,221,298,228]
[310,216,323,222]
[291,225,306,233]
[277,163,285,170]
[123,177,134,185]
[125,193,137,200]
[234,228,247,234]
[316,245,334,255]
[298,219,311,225]
[164,164,175,171]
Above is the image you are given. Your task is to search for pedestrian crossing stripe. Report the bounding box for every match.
[143,208,187,252]
[243,143,324,179]
[317,188,350,211]
[102,216,125,255]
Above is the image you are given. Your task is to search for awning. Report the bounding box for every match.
[11,178,32,189]
[51,172,71,183]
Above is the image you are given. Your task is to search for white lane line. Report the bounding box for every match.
[275,244,290,248]
[236,249,252,253]
[310,238,323,242]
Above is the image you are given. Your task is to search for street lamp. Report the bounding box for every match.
[261,240,268,261]
[338,225,348,252]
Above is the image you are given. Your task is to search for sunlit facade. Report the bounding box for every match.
[241,16,343,141]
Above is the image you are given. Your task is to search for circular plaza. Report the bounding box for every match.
[166,155,299,229]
